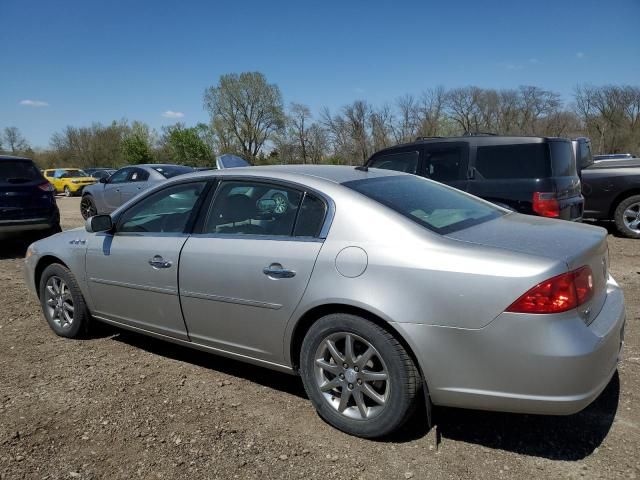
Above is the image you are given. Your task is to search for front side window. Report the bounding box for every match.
[118,182,206,233]
[108,168,132,184]
[344,175,503,235]
[205,181,303,236]
[475,143,550,179]
[130,169,150,182]
[368,151,419,174]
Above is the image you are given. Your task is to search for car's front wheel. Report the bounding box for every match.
[80,195,97,220]
[300,313,421,438]
[614,194,640,239]
[39,263,90,338]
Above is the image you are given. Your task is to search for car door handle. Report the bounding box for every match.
[263,263,296,279]
[148,255,172,269]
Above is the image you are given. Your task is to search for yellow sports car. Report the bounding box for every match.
[43,168,97,197]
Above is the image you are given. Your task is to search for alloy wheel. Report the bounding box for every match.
[622,202,640,233]
[44,276,74,329]
[314,332,390,420]
[80,197,96,219]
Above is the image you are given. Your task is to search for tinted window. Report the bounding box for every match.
[152,165,194,179]
[59,169,89,178]
[205,181,303,236]
[344,175,503,235]
[294,194,327,237]
[578,142,593,169]
[0,160,42,183]
[130,169,150,182]
[369,151,419,174]
[108,168,132,184]
[426,147,465,182]
[475,144,550,179]
[550,142,576,176]
[118,182,206,233]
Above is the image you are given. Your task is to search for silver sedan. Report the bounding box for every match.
[24,165,625,438]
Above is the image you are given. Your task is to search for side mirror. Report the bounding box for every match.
[99,177,108,184]
[85,215,113,233]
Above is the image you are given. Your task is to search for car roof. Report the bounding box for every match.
[0,155,33,161]
[182,164,403,186]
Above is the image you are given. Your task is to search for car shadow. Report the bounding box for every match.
[111,329,307,399]
[106,327,619,458]
[0,238,29,260]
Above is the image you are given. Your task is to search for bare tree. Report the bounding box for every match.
[2,127,29,153]
[204,72,285,163]
[306,123,328,164]
[289,102,312,164]
[416,86,447,137]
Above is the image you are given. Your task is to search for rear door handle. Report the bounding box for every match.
[148,255,172,269]
[263,263,296,279]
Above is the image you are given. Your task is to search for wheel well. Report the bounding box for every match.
[609,189,640,218]
[34,256,68,298]
[289,304,424,379]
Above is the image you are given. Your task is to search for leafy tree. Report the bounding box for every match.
[122,121,154,164]
[204,72,285,163]
[162,123,213,166]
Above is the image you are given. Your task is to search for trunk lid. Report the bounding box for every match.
[447,213,609,323]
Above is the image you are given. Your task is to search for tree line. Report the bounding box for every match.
[2,72,639,169]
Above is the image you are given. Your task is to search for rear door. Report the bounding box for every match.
[420,142,469,190]
[179,179,328,364]
[85,180,208,338]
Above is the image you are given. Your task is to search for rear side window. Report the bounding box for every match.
[344,175,503,235]
[550,142,576,176]
[153,165,194,179]
[294,194,327,237]
[0,160,42,183]
[475,144,550,179]
[426,147,465,182]
[368,151,419,174]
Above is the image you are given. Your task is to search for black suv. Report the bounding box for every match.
[0,155,61,239]
[365,135,583,221]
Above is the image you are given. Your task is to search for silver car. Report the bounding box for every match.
[80,164,194,219]
[25,165,625,438]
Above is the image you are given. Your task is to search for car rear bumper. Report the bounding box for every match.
[0,205,59,235]
[394,275,625,415]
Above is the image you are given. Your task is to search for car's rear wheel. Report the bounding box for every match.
[300,313,421,438]
[39,263,90,338]
[614,195,640,239]
[80,195,97,220]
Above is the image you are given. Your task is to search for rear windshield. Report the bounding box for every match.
[475,143,550,179]
[152,165,194,179]
[0,160,42,184]
[343,175,504,235]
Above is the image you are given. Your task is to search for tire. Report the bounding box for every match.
[300,313,421,438]
[64,186,72,197]
[38,263,90,338]
[80,195,97,220]
[613,194,640,239]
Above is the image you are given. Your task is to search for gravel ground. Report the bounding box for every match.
[0,196,638,480]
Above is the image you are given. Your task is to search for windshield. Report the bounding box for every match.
[60,169,90,178]
[343,175,504,235]
[0,160,42,184]
[152,165,194,179]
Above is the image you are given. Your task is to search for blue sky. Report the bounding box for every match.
[2,0,639,148]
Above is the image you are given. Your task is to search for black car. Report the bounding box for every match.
[582,158,640,238]
[365,135,583,221]
[84,167,116,181]
[0,155,61,239]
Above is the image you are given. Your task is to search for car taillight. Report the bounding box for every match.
[506,266,594,314]
[38,182,54,192]
[532,192,559,218]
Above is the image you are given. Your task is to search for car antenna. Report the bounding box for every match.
[354,165,369,172]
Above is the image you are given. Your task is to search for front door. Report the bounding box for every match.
[85,180,208,339]
[179,179,328,364]
[101,167,133,212]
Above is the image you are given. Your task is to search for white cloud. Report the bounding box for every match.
[162,110,184,119]
[576,52,586,59]
[20,99,49,107]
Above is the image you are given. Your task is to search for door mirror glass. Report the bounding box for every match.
[99,177,108,184]
[86,215,113,233]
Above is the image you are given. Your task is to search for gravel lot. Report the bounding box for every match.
[1,196,639,480]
